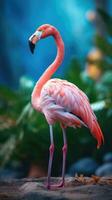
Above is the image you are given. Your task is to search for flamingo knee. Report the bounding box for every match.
[62,144,67,153]
[49,144,54,155]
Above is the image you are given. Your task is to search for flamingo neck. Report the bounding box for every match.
[32,29,64,99]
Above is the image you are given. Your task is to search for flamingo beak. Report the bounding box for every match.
[29,40,35,54]
[28,30,43,54]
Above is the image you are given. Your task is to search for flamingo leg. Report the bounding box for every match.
[58,127,67,187]
[47,125,54,189]
[51,127,67,189]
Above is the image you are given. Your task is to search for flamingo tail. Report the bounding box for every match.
[91,120,104,148]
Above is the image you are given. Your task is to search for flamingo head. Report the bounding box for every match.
[29,24,54,53]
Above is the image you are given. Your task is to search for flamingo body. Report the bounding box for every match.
[32,78,103,147]
[29,24,104,189]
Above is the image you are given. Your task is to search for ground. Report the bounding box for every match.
[0,176,112,200]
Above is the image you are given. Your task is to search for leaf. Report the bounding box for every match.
[91,100,106,111]
[19,76,34,91]
[16,102,32,125]
[0,136,16,166]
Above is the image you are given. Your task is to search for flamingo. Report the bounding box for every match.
[28,24,104,189]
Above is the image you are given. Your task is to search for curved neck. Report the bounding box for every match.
[33,29,64,98]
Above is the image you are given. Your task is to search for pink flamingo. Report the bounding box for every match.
[29,24,104,189]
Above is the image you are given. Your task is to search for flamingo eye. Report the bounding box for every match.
[34,30,43,39]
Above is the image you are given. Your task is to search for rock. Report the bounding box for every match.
[68,157,98,176]
[0,167,26,181]
[95,163,112,176]
[0,168,19,180]
[0,177,112,200]
[103,152,112,163]
[0,162,25,180]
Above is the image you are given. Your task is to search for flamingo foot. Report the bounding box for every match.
[46,183,51,190]
[53,181,64,188]
[45,180,65,190]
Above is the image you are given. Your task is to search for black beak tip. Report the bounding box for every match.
[28,40,35,54]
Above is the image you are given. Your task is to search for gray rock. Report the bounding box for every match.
[0,168,19,180]
[95,163,112,176]
[0,164,25,180]
[68,157,99,176]
[103,152,112,163]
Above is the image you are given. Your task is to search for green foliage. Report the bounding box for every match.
[97,8,112,36]
[94,9,112,104]
[0,78,50,169]
[96,71,112,100]
[95,35,112,58]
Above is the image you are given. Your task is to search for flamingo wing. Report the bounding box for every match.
[40,78,104,147]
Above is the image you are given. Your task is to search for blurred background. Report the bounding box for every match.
[0,0,112,180]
